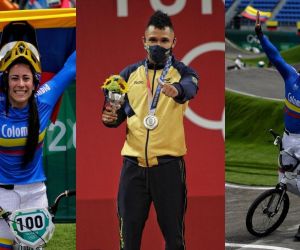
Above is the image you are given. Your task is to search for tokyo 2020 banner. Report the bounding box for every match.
[77,1,224,249]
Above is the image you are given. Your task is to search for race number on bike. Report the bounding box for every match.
[9,208,55,248]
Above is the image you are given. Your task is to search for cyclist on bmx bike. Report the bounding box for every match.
[246,11,300,240]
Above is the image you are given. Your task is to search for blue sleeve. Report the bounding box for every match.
[36,51,76,107]
[173,65,199,104]
[259,35,297,83]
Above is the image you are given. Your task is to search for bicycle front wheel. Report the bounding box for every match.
[246,188,289,237]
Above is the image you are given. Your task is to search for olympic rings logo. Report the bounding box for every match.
[181,42,225,139]
[246,34,260,44]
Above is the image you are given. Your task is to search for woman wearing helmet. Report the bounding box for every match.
[255,11,300,240]
[0,37,76,248]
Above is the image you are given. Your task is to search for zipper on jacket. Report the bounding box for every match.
[144,66,157,168]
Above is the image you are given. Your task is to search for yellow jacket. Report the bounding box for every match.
[104,57,198,167]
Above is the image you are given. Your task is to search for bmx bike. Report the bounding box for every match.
[0,189,76,249]
[246,129,300,237]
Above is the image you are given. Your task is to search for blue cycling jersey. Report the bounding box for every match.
[259,35,300,133]
[0,51,76,184]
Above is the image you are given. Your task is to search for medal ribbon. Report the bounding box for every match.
[144,56,172,116]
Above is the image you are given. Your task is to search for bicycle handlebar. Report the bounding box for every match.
[0,189,76,219]
[269,129,283,151]
[0,207,11,219]
[269,129,279,138]
[66,190,76,196]
[48,190,76,216]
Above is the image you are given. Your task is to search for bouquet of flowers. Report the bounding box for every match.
[101,75,128,110]
[102,75,128,94]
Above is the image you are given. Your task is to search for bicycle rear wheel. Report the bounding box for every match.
[246,188,289,237]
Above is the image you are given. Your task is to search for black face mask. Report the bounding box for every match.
[147,45,171,64]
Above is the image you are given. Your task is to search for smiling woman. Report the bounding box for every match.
[1,41,42,166]
[0,21,76,250]
[7,63,35,109]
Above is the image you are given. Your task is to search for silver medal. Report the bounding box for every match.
[143,114,158,130]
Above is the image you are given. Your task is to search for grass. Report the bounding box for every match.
[226,141,278,186]
[225,91,284,186]
[225,91,284,142]
[226,41,300,185]
[46,223,75,249]
[243,43,300,66]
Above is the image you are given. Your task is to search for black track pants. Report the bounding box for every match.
[117,157,187,250]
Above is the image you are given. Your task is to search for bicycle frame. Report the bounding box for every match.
[272,183,287,215]
[273,128,300,201]
[245,129,300,237]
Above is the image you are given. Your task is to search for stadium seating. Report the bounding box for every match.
[237,0,252,11]
[237,0,279,11]
[274,0,300,25]
[227,0,300,27]
[251,0,279,12]
[225,0,234,10]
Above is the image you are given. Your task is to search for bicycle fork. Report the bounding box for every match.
[265,184,287,216]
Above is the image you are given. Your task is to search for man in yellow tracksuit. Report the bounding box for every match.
[102,10,198,250]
